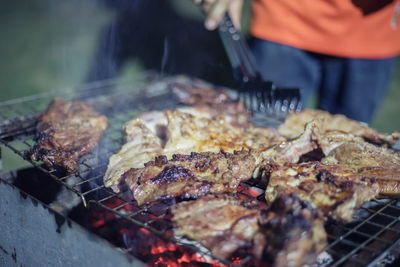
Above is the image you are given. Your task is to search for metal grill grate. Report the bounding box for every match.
[1,77,399,266]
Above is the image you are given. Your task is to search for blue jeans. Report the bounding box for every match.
[251,38,397,123]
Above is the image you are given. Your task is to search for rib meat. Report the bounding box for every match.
[278,109,399,146]
[320,132,400,196]
[171,194,327,267]
[29,99,108,173]
[264,161,379,222]
[123,150,257,205]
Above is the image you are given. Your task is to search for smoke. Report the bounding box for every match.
[161,36,170,76]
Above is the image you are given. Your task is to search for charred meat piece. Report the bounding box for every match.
[320,132,400,196]
[171,83,251,127]
[278,109,399,146]
[171,194,327,267]
[123,150,257,205]
[265,161,379,222]
[104,109,283,193]
[259,194,327,267]
[104,108,217,192]
[171,194,261,259]
[29,99,108,173]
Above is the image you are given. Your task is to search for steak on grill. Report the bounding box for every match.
[104,108,283,194]
[123,150,257,205]
[29,99,108,173]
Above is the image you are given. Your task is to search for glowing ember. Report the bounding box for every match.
[247,186,264,197]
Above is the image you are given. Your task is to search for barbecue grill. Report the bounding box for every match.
[1,75,400,266]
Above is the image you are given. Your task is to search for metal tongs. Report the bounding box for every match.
[218,14,302,116]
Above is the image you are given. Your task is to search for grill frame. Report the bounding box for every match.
[0,76,399,266]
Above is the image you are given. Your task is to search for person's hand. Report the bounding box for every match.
[194,0,243,30]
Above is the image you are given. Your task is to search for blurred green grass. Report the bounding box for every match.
[0,0,399,171]
[0,1,113,100]
[372,59,400,133]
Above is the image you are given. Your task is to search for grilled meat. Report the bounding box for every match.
[171,194,261,259]
[104,108,213,192]
[29,99,108,172]
[171,194,327,267]
[164,109,283,156]
[265,161,379,222]
[104,109,283,193]
[260,121,319,165]
[259,194,327,267]
[278,109,399,146]
[320,132,400,196]
[104,118,163,192]
[171,83,251,127]
[123,150,257,205]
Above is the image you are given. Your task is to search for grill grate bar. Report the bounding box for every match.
[73,173,104,187]
[330,215,400,266]
[81,184,106,196]
[325,199,398,251]
[97,194,118,204]
[365,219,400,231]
[112,201,136,212]
[365,206,400,216]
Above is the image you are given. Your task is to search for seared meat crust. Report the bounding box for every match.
[265,161,379,222]
[278,109,399,146]
[123,150,257,205]
[29,99,108,172]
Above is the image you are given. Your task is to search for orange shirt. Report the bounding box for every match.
[250,0,400,59]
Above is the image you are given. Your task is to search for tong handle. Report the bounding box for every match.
[218,14,261,82]
[218,13,302,115]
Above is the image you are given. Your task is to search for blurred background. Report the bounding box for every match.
[0,0,399,134]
